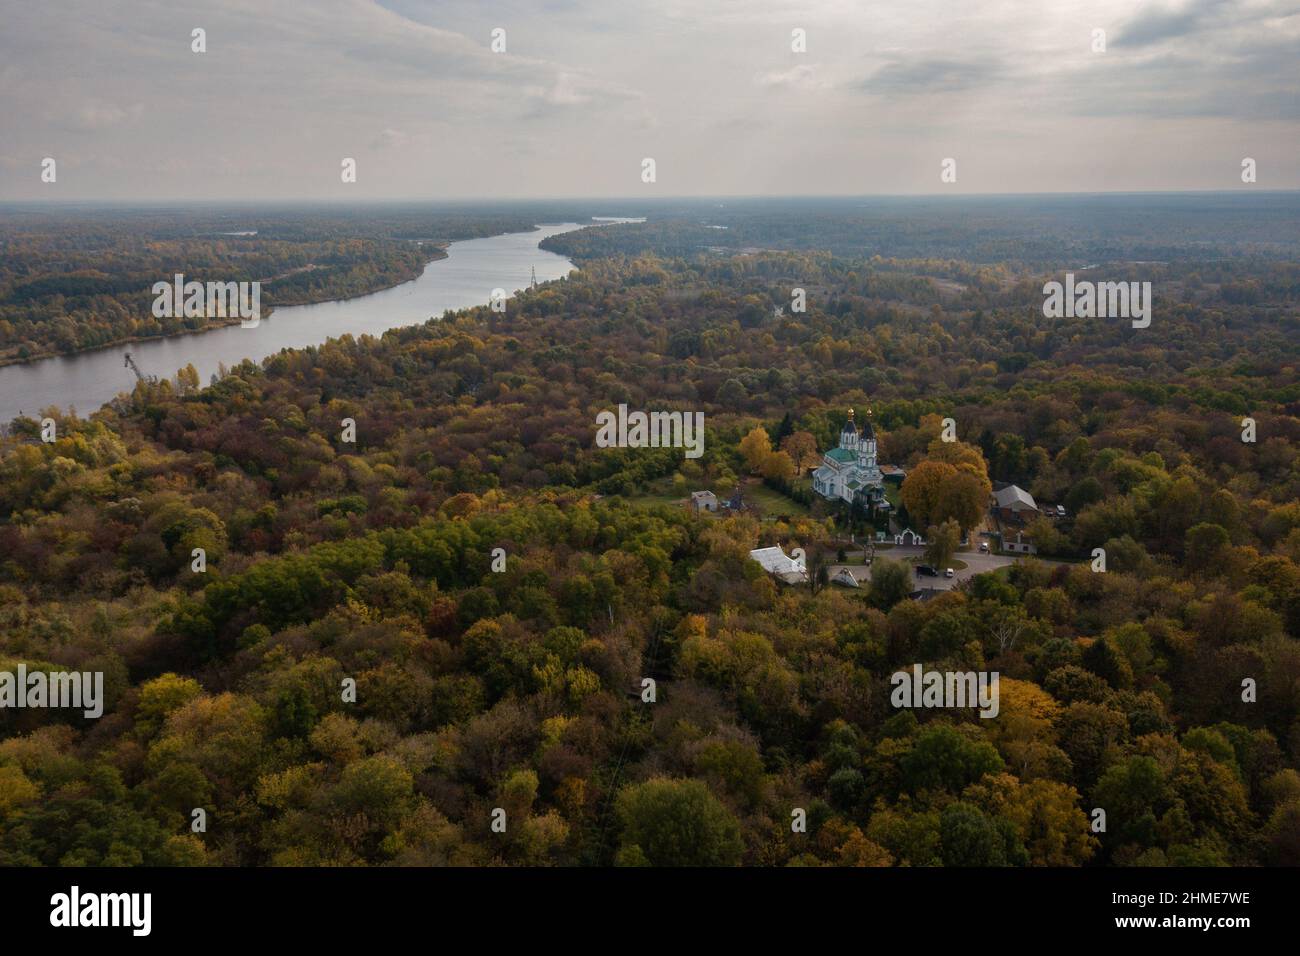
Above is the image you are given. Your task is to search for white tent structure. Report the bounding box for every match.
[748,546,809,584]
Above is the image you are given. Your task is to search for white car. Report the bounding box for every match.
[944,568,955,578]
[979,542,989,552]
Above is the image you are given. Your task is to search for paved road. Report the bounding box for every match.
[830,545,1067,592]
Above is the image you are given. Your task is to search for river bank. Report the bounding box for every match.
[0,246,451,370]
[0,223,586,424]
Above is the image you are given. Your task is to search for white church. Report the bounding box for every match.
[812,408,887,508]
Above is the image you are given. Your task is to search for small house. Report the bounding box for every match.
[1003,530,1037,555]
[690,490,718,513]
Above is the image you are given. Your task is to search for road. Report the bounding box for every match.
[829,544,1069,592]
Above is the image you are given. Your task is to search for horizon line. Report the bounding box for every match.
[1,187,1296,207]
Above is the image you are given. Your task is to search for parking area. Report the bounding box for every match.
[829,544,1066,592]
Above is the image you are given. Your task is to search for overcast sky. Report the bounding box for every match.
[2,0,1298,199]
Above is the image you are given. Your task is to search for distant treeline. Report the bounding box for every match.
[0,203,617,364]
[542,193,1300,267]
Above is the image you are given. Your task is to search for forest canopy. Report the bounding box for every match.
[1,199,1298,867]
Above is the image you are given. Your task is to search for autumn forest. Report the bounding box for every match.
[1,197,1299,869]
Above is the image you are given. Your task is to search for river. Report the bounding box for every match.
[0,221,593,424]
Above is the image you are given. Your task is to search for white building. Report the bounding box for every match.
[748,546,808,584]
[812,408,886,507]
[831,567,864,588]
[994,484,1038,515]
[1003,530,1038,555]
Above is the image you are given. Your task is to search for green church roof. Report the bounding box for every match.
[826,448,856,463]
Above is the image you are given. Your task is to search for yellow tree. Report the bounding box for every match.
[902,440,992,533]
[739,426,773,474]
[762,449,796,482]
[900,460,956,528]
[177,363,201,395]
[985,677,1065,781]
[935,470,988,533]
[963,772,1096,866]
[927,438,992,494]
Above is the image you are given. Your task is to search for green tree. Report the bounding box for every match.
[939,802,1026,866]
[899,725,1004,795]
[615,778,743,866]
[924,519,961,570]
[1185,522,1230,571]
[869,557,913,609]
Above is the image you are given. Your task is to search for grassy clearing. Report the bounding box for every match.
[744,481,811,518]
[619,490,687,511]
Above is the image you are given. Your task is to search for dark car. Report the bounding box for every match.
[915,564,938,577]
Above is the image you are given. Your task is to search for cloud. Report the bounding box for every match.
[517,69,642,123]
[68,101,145,131]
[1115,0,1233,47]
[859,57,1006,96]
[522,72,598,109]
[1066,5,1300,120]
[0,0,1297,197]
[754,65,829,91]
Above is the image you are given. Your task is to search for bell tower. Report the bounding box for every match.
[840,408,859,452]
